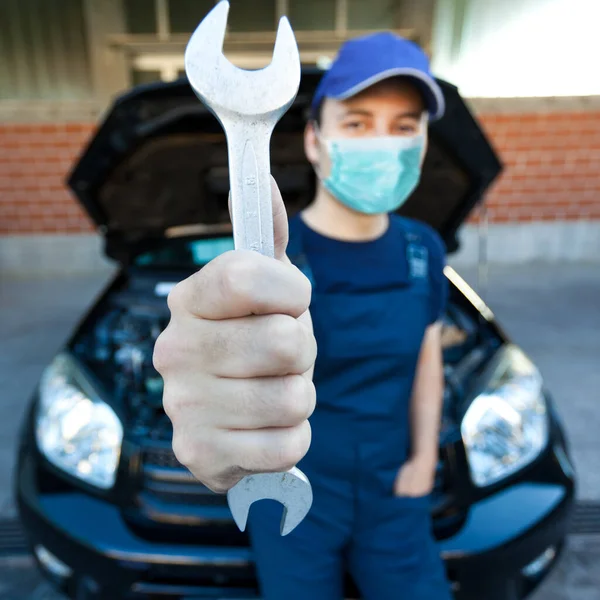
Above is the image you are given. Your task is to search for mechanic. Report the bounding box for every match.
[154,32,452,600]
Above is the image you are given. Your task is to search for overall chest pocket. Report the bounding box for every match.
[310,284,431,363]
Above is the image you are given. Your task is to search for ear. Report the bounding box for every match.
[304,121,320,165]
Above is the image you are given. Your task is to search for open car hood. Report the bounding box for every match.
[68,68,502,263]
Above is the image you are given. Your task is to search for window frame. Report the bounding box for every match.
[117,0,423,84]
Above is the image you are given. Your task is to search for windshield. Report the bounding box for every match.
[134,236,235,269]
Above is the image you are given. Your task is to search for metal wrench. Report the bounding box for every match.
[184,1,312,536]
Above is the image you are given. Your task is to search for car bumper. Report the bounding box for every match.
[17,443,575,600]
[442,481,572,599]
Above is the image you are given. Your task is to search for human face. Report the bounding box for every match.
[304,77,428,177]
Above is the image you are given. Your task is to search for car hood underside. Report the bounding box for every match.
[67,68,502,263]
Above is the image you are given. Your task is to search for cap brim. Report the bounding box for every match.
[333,68,446,121]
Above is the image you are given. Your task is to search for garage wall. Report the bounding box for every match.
[476,106,600,223]
[431,0,600,266]
[2,102,599,273]
[2,106,600,235]
[0,105,600,235]
[431,0,600,99]
[0,122,95,236]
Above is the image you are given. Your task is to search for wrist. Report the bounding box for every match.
[410,451,438,470]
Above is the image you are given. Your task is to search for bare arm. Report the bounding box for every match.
[410,321,444,464]
[394,321,444,496]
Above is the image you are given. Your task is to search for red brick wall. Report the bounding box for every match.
[1,112,599,235]
[0,123,95,234]
[474,111,600,223]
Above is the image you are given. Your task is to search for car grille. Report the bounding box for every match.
[138,446,233,523]
[124,443,244,545]
[140,446,228,506]
[144,445,187,470]
[139,443,462,518]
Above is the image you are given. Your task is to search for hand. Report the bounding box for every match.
[153,177,317,494]
[393,455,437,498]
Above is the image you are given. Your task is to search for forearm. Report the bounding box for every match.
[409,323,444,465]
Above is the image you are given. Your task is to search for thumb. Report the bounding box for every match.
[269,175,289,261]
[228,175,289,261]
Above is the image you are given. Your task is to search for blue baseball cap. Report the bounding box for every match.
[311,32,445,122]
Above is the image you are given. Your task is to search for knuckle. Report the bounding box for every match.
[166,279,187,314]
[267,315,304,367]
[152,329,173,374]
[296,420,313,461]
[219,253,260,304]
[171,432,196,471]
[152,323,194,375]
[172,431,216,477]
[281,375,314,424]
[154,320,212,375]
[255,424,311,472]
[293,267,313,311]
[205,480,229,495]
[305,330,318,366]
[207,469,247,495]
[161,385,181,421]
[172,429,248,494]
[304,379,317,418]
[277,423,312,470]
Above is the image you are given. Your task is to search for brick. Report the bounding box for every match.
[1,114,599,235]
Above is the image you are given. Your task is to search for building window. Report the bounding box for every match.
[226,0,277,32]
[1,0,91,100]
[169,0,216,33]
[124,0,158,35]
[347,0,398,30]
[288,0,337,31]
[119,0,422,85]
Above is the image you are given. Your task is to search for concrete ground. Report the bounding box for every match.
[0,262,599,599]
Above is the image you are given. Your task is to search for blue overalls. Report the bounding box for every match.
[246,214,452,600]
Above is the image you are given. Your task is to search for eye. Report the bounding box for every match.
[394,122,419,135]
[342,120,366,131]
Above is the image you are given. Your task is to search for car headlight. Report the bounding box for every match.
[461,344,548,487]
[35,353,123,489]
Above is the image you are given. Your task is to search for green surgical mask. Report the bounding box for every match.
[317,131,425,215]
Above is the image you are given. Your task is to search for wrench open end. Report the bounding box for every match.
[184,0,300,119]
[227,468,313,536]
[183,0,229,67]
[270,15,300,75]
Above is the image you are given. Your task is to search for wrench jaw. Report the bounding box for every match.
[184,0,301,121]
[183,1,228,118]
[270,16,302,112]
[185,0,228,61]
[227,468,313,536]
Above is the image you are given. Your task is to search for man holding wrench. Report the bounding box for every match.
[155,31,452,599]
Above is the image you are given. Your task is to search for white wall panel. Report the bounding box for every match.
[432,0,599,98]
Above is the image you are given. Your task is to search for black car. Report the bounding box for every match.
[15,69,576,600]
